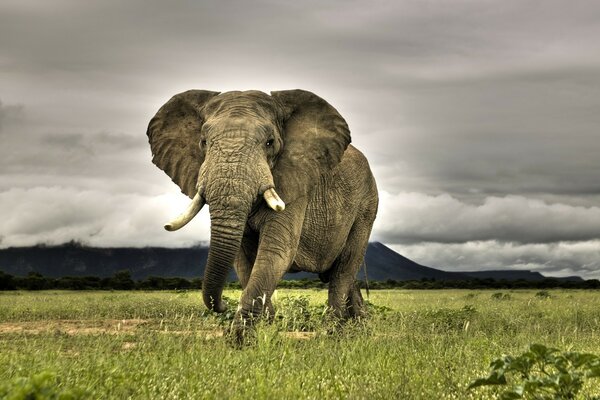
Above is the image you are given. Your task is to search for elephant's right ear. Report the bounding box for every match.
[147,90,220,198]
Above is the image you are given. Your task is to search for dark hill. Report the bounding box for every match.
[0,242,582,281]
[362,242,470,281]
[457,270,583,282]
[0,243,209,280]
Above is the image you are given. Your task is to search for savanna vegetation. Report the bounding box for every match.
[2,269,599,291]
[1,289,599,399]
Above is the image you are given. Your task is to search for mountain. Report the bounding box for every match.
[0,241,583,282]
[456,270,583,282]
[0,243,209,280]
[363,242,471,281]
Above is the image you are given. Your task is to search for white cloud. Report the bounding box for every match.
[390,240,600,280]
[373,191,600,244]
[0,187,210,248]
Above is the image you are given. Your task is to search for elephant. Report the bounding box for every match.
[147,89,378,338]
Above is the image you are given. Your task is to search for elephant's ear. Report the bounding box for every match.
[147,90,220,198]
[270,90,351,202]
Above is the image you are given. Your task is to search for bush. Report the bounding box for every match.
[422,305,477,332]
[491,292,511,300]
[0,270,16,290]
[535,290,552,299]
[0,371,87,399]
[469,343,600,399]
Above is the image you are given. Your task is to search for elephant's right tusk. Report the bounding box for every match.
[263,187,285,212]
[164,192,205,231]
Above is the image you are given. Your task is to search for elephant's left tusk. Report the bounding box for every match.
[164,192,205,231]
[263,188,285,212]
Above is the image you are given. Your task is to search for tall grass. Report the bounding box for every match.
[1,289,599,399]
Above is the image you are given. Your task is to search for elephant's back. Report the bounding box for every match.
[334,145,379,213]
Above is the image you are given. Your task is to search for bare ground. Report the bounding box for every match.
[0,320,317,340]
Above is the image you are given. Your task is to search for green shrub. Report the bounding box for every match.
[492,292,511,300]
[274,295,327,331]
[0,371,87,400]
[365,299,393,316]
[469,343,600,399]
[422,305,477,332]
[535,290,552,299]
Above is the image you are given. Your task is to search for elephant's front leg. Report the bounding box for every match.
[229,200,307,343]
[233,232,259,289]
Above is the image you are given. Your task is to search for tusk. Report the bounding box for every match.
[263,187,285,212]
[164,192,205,231]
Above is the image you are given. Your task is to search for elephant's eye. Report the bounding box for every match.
[266,139,274,147]
[200,139,207,147]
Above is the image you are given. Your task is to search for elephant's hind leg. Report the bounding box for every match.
[347,280,366,318]
[327,221,371,319]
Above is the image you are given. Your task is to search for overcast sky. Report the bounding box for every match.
[1,0,599,278]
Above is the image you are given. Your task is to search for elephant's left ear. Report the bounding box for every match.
[270,90,351,202]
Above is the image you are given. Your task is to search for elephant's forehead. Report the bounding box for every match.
[208,115,274,132]
[220,90,270,99]
[206,91,278,118]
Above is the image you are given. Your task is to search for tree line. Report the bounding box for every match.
[1,270,599,291]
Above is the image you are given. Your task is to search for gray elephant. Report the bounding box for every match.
[147,89,378,337]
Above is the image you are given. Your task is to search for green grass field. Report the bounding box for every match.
[1,289,599,399]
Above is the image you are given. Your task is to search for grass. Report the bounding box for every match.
[1,289,599,399]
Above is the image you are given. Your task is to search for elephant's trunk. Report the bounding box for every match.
[202,210,247,312]
[201,157,256,312]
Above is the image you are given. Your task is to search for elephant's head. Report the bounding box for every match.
[147,90,350,312]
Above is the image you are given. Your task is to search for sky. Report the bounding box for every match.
[1,0,599,279]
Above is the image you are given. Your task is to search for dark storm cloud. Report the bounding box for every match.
[371,66,600,199]
[0,100,150,194]
[1,0,599,277]
[0,100,24,133]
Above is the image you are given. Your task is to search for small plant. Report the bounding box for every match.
[275,295,326,331]
[422,305,477,332]
[365,299,393,316]
[469,343,600,399]
[535,290,552,299]
[200,295,240,325]
[0,371,87,399]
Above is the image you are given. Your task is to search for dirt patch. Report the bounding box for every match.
[121,341,138,350]
[159,329,224,339]
[0,319,148,335]
[0,320,318,341]
[281,331,317,340]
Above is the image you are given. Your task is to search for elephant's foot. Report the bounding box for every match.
[325,285,368,335]
[347,284,367,319]
[225,320,257,347]
[225,306,271,347]
[328,284,367,320]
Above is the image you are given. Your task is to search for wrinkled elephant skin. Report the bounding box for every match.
[147,89,378,341]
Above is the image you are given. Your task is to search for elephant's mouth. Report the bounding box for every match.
[164,186,285,232]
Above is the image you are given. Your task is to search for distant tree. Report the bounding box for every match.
[56,276,102,290]
[107,270,135,290]
[584,279,600,289]
[191,278,203,289]
[138,276,166,290]
[20,272,52,290]
[0,271,16,290]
